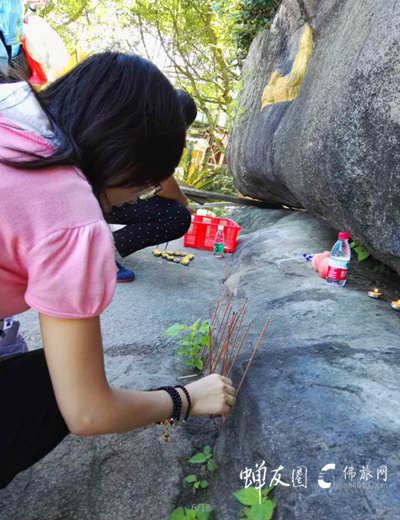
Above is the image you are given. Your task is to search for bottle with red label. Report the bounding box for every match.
[326,232,351,286]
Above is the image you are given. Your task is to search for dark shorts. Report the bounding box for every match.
[0,349,69,489]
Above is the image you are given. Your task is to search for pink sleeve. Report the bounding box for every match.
[25,220,117,318]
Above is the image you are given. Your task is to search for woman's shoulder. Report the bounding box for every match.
[0,153,104,251]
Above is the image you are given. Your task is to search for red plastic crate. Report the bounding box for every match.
[183,215,241,253]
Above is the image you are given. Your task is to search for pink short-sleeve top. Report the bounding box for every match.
[0,115,117,319]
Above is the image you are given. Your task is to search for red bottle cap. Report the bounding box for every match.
[338,232,349,240]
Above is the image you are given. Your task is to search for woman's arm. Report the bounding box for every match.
[157,176,189,207]
[39,314,235,436]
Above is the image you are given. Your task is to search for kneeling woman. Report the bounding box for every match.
[0,52,236,488]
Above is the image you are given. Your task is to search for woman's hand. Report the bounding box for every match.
[184,374,237,416]
[39,314,236,435]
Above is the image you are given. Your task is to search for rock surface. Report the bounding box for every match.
[227,0,400,276]
[1,210,399,519]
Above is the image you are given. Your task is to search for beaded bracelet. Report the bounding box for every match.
[152,386,183,442]
[174,385,191,422]
[155,386,182,424]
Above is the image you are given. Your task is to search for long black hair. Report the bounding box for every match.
[1,52,186,198]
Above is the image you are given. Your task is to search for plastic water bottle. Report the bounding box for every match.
[213,225,225,258]
[326,232,351,286]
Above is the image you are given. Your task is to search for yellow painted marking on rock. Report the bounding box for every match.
[261,24,313,109]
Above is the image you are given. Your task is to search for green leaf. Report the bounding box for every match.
[165,323,185,336]
[350,241,357,249]
[179,340,193,347]
[167,507,186,520]
[194,336,206,347]
[189,452,208,463]
[199,320,210,333]
[184,508,197,519]
[194,357,203,370]
[247,501,274,520]
[354,245,370,262]
[232,487,260,506]
[242,507,252,519]
[190,319,200,331]
[197,512,211,520]
[186,359,195,365]
[198,505,214,520]
[200,480,209,488]
[185,475,198,483]
[177,348,188,355]
[261,486,273,497]
[207,459,218,471]
[194,481,201,489]
[203,445,212,456]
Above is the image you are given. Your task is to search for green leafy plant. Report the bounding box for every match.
[165,319,210,371]
[177,155,238,196]
[350,241,370,262]
[188,445,219,472]
[229,0,282,63]
[185,474,209,491]
[167,503,213,520]
[350,241,387,272]
[232,486,276,520]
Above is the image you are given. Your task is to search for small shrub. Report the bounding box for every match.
[165,319,210,371]
[188,445,219,472]
[184,474,209,491]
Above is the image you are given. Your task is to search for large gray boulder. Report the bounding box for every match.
[227,0,400,276]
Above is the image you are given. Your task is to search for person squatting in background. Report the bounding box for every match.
[108,89,197,282]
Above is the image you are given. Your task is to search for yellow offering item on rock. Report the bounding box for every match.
[152,249,194,265]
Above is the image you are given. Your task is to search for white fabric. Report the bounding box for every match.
[0,81,54,138]
[22,16,68,81]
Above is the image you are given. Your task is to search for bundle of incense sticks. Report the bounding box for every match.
[201,289,270,407]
